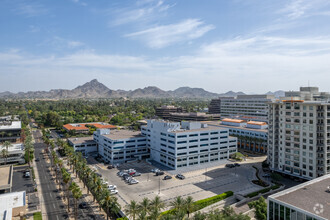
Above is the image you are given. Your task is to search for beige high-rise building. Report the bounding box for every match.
[268,87,330,180]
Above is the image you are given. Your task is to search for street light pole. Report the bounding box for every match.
[158,176,161,194]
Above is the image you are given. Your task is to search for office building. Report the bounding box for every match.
[0,191,27,220]
[207,118,268,154]
[141,120,237,169]
[0,143,25,165]
[209,95,275,122]
[0,166,13,194]
[0,118,22,144]
[155,106,184,119]
[94,129,149,164]
[285,87,330,101]
[268,90,330,180]
[168,112,220,122]
[63,122,116,134]
[267,174,330,220]
[67,137,97,156]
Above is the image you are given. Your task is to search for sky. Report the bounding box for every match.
[1,0,330,93]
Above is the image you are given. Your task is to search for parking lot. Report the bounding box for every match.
[12,165,39,212]
[92,160,263,209]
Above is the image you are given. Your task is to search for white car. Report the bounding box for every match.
[129,179,139,185]
[110,189,118,195]
[108,185,117,190]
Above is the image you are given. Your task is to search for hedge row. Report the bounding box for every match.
[161,191,234,216]
[246,184,281,198]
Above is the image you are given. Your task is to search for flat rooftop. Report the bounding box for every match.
[0,121,21,130]
[269,174,330,219]
[0,191,26,220]
[204,121,268,133]
[103,130,144,140]
[68,136,96,145]
[172,124,228,133]
[0,166,12,191]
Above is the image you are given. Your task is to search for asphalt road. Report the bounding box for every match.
[33,129,101,220]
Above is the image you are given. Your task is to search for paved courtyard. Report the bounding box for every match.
[91,158,264,209]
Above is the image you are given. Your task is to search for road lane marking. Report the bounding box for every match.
[50,193,52,198]
[53,203,56,209]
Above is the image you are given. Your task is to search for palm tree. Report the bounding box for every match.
[184,196,194,217]
[62,169,71,212]
[151,196,165,212]
[125,200,140,220]
[192,211,207,220]
[137,210,148,220]
[148,208,161,220]
[71,182,82,220]
[3,141,12,152]
[1,149,8,164]
[139,197,151,215]
[170,196,185,212]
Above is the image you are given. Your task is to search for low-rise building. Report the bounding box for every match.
[155,105,184,119]
[94,129,149,164]
[267,174,330,220]
[67,137,97,156]
[206,119,268,154]
[0,166,13,194]
[0,191,27,220]
[0,118,22,144]
[0,143,25,165]
[142,120,237,169]
[63,122,116,134]
[168,112,220,122]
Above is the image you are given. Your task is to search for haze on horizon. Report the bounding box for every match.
[1,0,330,94]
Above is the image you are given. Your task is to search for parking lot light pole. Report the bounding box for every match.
[158,176,161,194]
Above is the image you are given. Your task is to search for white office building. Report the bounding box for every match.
[209,95,275,122]
[67,137,98,156]
[207,119,268,154]
[94,129,148,164]
[141,120,237,169]
[268,97,330,180]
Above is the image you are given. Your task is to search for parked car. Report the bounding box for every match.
[35,158,40,162]
[96,173,102,177]
[226,164,234,168]
[234,163,240,167]
[110,189,118,195]
[79,202,88,209]
[176,174,185,180]
[163,175,172,180]
[156,171,164,176]
[107,165,114,169]
[108,185,117,190]
[128,179,139,185]
[24,171,31,178]
[132,172,141,177]
[151,168,160,173]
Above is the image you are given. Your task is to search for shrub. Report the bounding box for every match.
[33,212,42,220]
[246,184,281,198]
[161,191,234,217]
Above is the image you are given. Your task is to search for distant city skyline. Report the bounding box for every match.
[1,0,330,93]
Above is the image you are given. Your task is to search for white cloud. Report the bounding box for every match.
[110,0,174,26]
[126,19,215,48]
[280,0,330,19]
[14,1,48,17]
[1,35,330,93]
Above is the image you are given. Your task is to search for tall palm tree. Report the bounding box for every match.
[62,169,71,212]
[125,200,140,220]
[151,196,165,215]
[192,212,207,220]
[170,196,185,212]
[184,196,194,217]
[3,141,12,152]
[71,182,82,220]
[139,197,151,215]
[137,210,148,220]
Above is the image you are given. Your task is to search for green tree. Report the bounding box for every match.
[248,196,267,220]
[125,200,139,220]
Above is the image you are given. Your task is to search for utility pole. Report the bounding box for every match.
[158,176,161,194]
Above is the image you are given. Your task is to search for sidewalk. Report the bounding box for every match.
[62,158,107,219]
